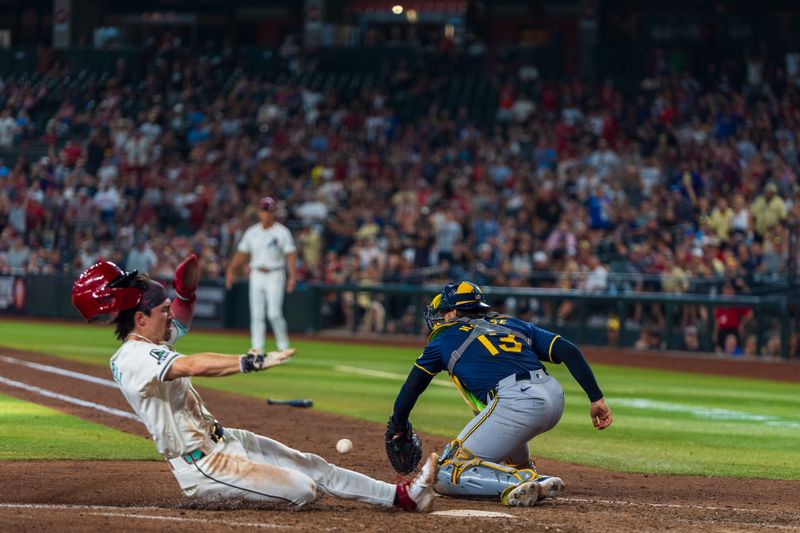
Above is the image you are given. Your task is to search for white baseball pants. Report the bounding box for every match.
[249,270,289,351]
[169,428,396,506]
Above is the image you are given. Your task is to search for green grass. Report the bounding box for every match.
[0,320,799,479]
[0,393,160,460]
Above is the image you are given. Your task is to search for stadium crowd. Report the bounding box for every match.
[0,40,798,356]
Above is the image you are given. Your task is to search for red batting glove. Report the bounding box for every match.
[173,254,199,301]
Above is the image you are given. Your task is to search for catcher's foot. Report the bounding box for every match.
[395,452,439,512]
[536,476,564,501]
[501,480,541,507]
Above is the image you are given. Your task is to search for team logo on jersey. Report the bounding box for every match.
[111,361,122,383]
[149,348,172,364]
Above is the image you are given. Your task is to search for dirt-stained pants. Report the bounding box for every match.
[169,428,396,507]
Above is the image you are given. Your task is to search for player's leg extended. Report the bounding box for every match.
[228,428,396,506]
[249,274,267,351]
[169,436,318,506]
[265,271,290,350]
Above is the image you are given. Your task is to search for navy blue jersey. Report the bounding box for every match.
[415,315,561,410]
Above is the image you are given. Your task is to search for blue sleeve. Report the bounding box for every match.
[526,323,562,363]
[391,366,434,428]
[414,340,444,376]
[527,323,603,401]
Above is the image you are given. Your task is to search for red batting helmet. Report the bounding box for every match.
[71,261,142,322]
[258,196,277,211]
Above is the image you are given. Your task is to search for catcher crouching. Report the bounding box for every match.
[71,255,438,512]
[386,281,612,507]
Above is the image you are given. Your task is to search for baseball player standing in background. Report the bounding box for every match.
[384,281,612,507]
[225,196,297,352]
[71,257,439,511]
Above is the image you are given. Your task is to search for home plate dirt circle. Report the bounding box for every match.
[431,509,515,518]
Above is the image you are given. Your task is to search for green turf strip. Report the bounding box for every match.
[0,320,798,479]
[0,393,159,460]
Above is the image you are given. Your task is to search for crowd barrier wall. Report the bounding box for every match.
[2,275,795,359]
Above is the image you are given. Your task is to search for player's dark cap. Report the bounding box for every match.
[259,196,277,211]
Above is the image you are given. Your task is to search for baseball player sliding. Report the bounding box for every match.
[384,281,612,507]
[225,196,297,352]
[71,256,438,511]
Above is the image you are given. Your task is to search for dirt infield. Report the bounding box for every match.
[1,348,799,532]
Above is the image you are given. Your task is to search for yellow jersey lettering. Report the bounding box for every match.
[498,334,522,352]
[477,334,500,355]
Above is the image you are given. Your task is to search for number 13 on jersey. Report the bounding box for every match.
[477,334,522,355]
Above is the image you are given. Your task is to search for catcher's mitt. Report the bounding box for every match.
[385,417,422,475]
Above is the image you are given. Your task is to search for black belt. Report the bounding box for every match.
[488,370,549,401]
[181,422,224,465]
[514,370,546,382]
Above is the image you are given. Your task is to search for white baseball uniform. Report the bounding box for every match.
[109,327,395,506]
[237,221,296,351]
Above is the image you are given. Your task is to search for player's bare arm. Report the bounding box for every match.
[286,251,297,293]
[165,348,296,380]
[225,251,250,289]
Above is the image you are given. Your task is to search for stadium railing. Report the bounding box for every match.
[308,283,795,359]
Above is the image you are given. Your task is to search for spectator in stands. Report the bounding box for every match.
[583,255,609,292]
[731,194,751,236]
[126,236,158,274]
[432,208,463,264]
[750,183,786,238]
[634,325,664,351]
[713,283,753,352]
[721,333,744,357]
[0,40,794,346]
[743,335,758,357]
[5,234,30,274]
[678,325,702,352]
[0,110,18,148]
[708,197,734,243]
[764,334,782,358]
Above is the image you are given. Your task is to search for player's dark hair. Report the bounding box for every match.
[113,273,153,341]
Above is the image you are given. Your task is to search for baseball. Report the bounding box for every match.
[336,438,353,454]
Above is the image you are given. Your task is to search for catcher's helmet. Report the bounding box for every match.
[71,261,142,322]
[424,281,491,331]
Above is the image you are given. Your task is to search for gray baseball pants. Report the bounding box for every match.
[457,370,565,465]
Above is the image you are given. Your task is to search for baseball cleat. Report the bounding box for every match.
[396,452,439,512]
[536,475,565,500]
[501,479,541,507]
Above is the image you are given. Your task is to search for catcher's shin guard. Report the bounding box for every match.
[434,442,538,499]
